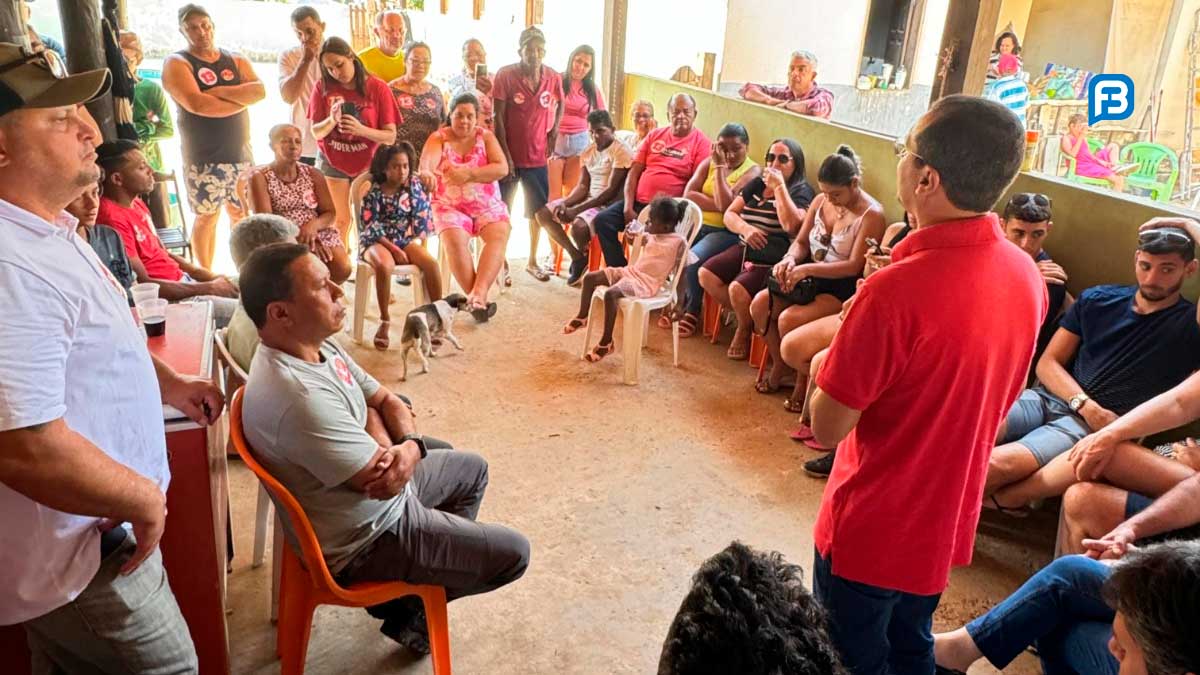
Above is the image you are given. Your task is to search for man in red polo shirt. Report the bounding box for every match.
[808,95,1047,674]
[492,25,564,282]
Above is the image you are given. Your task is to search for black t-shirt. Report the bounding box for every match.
[1060,284,1200,415]
[87,224,136,304]
[1034,250,1068,363]
[738,177,815,235]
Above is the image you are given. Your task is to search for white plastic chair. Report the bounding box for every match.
[349,173,430,345]
[213,328,283,620]
[581,199,703,385]
[436,232,508,300]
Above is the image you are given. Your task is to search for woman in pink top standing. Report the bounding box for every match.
[549,45,605,203]
[420,93,511,321]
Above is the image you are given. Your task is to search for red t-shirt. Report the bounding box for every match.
[308,75,398,177]
[557,79,606,135]
[98,197,183,282]
[634,126,711,204]
[814,213,1047,596]
[491,63,563,169]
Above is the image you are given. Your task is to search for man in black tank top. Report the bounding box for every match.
[162,4,265,270]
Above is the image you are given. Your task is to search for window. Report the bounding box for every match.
[860,0,927,86]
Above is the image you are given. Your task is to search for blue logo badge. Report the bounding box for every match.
[1087,74,1134,125]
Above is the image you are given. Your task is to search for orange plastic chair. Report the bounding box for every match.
[750,333,767,371]
[701,293,722,343]
[229,389,452,675]
[587,236,602,272]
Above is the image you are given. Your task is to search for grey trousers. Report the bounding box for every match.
[337,450,530,607]
[23,535,198,675]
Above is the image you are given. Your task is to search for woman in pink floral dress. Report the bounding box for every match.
[419,92,511,321]
[248,123,352,282]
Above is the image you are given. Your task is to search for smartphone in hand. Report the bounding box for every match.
[475,62,488,79]
[865,237,883,255]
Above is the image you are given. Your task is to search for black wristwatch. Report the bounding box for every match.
[401,433,428,459]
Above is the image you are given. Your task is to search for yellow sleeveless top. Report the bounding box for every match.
[701,156,757,227]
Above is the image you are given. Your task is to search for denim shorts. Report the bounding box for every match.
[317,152,352,180]
[1001,387,1090,466]
[554,129,591,158]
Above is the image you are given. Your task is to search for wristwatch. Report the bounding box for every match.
[1068,393,1091,412]
[401,433,428,459]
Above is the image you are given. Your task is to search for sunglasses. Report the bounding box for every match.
[1010,192,1051,208]
[893,139,928,164]
[765,153,792,164]
[1138,228,1194,246]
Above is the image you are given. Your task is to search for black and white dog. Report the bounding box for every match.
[399,293,470,380]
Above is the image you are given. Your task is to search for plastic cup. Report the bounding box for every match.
[131,283,159,307]
[137,298,168,338]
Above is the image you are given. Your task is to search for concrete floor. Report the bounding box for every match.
[224,266,1054,674]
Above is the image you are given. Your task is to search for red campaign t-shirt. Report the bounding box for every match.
[634,126,711,204]
[813,213,1047,596]
[97,197,183,282]
[491,63,563,169]
[557,79,606,135]
[308,75,398,177]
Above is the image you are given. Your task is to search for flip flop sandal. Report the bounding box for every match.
[562,317,587,335]
[657,313,673,329]
[373,320,390,351]
[988,494,1031,518]
[584,341,615,362]
[525,265,551,282]
[754,378,781,394]
[677,313,699,338]
[471,302,498,323]
[726,343,750,360]
[789,423,815,442]
[783,397,805,413]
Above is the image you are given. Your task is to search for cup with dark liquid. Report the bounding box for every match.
[137,298,168,338]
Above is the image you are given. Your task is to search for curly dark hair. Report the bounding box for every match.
[657,541,847,675]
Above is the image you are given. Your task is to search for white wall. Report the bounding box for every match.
[719,0,870,86]
[625,0,728,81]
[911,0,950,86]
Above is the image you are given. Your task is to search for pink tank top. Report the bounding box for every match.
[434,127,502,206]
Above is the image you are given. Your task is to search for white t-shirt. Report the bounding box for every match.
[242,339,405,573]
[0,200,168,625]
[278,46,322,157]
[580,138,634,199]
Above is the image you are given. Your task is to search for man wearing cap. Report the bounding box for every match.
[162,3,264,271]
[492,25,563,282]
[0,43,223,670]
[357,9,408,83]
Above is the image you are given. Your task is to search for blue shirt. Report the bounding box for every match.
[1060,285,1200,415]
[985,75,1029,127]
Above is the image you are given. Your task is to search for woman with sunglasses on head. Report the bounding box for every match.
[749,144,886,395]
[699,138,813,359]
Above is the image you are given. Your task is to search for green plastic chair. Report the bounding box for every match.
[1119,142,1179,203]
[1062,137,1112,189]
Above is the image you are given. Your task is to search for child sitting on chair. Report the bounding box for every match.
[360,142,441,350]
[563,196,691,362]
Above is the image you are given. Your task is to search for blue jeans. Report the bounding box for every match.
[813,549,942,675]
[966,555,1117,674]
[592,199,645,267]
[682,226,740,315]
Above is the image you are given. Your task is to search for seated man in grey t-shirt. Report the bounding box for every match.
[238,244,529,655]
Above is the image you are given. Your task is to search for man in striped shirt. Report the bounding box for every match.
[739,51,835,120]
[985,54,1029,127]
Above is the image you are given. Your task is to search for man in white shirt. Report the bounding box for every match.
[0,43,224,671]
[239,243,529,657]
[277,5,324,164]
[532,109,633,285]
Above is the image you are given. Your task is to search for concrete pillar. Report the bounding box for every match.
[601,0,628,124]
[59,0,116,139]
[929,0,1001,103]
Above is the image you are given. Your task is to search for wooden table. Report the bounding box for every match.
[0,302,230,674]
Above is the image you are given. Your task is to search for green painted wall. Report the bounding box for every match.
[623,74,1200,299]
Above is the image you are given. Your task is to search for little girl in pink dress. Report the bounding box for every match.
[563,197,692,362]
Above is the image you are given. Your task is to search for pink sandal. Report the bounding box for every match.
[584,341,614,362]
[562,317,587,335]
[789,423,815,442]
